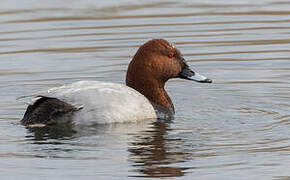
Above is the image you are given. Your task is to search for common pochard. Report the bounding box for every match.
[21,39,212,126]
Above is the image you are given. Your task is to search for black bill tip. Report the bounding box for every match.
[199,78,212,83]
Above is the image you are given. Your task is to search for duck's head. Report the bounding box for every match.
[126,39,212,114]
[126,39,212,86]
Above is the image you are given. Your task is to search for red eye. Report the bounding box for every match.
[168,54,174,58]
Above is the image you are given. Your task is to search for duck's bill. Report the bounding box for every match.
[178,66,212,83]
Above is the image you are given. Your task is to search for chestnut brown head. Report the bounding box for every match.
[126,39,212,87]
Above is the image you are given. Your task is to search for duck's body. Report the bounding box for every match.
[21,81,157,125]
[21,39,211,126]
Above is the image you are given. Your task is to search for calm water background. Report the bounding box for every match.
[0,0,290,179]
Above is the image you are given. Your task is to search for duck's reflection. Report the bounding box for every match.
[26,122,76,141]
[26,120,190,178]
[128,121,189,178]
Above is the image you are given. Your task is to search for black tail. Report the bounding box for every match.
[21,96,78,126]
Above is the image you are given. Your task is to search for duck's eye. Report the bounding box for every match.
[168,54,174,58]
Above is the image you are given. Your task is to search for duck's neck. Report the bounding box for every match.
[126,78,175,115]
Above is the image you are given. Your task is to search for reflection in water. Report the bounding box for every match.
[26,122,76,141]
[128,121,189,178]
[1,0,290,179]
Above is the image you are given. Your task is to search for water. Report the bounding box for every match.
[1,0,290,179]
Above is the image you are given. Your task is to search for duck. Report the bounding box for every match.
[21,39,212,126]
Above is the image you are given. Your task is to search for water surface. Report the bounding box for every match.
[1,0,290,179]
